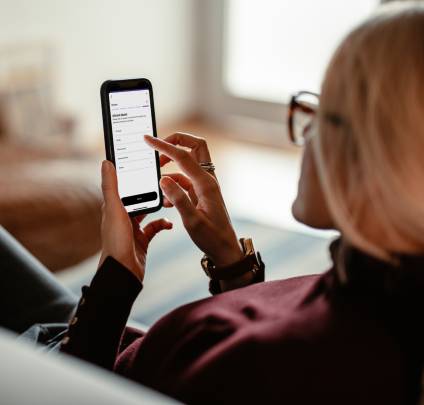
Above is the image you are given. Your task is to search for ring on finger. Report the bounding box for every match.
[200,162,215,173]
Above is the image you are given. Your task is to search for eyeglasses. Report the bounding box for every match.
[288,91,319,146]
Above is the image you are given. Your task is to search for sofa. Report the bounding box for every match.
[0,140,103,271]
[0,327,176,404]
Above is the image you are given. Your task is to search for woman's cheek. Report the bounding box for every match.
[291,142,334,229]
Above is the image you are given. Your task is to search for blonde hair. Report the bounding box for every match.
[313,1,424,260]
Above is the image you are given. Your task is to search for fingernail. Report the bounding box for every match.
[101,160,107,175]
[102,160,113,174]
[163,217,173,228]
[144,135,153,141]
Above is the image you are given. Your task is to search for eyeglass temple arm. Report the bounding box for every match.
[296,103,316,114]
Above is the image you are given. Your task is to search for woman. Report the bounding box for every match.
[3,2,424,404]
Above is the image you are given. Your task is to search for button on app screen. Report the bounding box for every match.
[109,90,159,212]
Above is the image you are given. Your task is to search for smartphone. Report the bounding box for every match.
[100,78,162,216]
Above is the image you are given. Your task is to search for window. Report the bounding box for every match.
[224,0,379,103]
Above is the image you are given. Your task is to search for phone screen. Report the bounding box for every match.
[108,89,160,213]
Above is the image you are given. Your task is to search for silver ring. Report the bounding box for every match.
[200,162,215,173]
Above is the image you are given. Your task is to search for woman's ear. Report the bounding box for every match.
[292,140,335,230]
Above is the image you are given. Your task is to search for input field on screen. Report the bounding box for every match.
[117,159,155,172]
[115,147,152,156]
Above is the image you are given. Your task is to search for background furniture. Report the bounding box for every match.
[0,148,102,271]
[0,43,102,272]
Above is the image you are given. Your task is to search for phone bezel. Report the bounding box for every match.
[100,78,163,217]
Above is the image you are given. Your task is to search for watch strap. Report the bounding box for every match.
[209,252,265,295]
[203,253,257,281]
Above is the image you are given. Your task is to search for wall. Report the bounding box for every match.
[0,0,196,142]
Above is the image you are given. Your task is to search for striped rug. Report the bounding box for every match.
[61,211,334,326]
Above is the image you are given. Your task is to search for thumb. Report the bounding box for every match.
[140,218,173,244]
[101,160,121,208]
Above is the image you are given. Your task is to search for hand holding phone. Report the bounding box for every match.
[98,160,172,282]
[101,78,162,216]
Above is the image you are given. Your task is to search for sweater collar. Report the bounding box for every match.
[329,238,424,296]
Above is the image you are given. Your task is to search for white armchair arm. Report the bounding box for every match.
[0,327,176,405]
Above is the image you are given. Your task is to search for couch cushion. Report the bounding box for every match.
[0,159,102,271]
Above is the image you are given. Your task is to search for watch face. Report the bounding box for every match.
[201,255,213,278]
[241,237,255,256]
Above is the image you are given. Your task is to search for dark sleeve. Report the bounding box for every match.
[115,300,269,404]
[60,256,142,370]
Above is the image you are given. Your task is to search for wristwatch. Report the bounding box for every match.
[201,238,265,294]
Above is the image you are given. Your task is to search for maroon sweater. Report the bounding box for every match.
[60,240,424,404]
